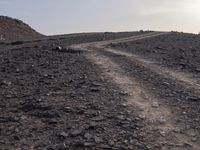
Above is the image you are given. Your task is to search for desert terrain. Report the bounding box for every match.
[0,16,200,150]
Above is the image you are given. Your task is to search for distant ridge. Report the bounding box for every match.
[0,16,43,41]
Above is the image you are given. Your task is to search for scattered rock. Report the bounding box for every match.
[182,111,187,115]
[70,128,83,137]
[155,46,163,50]
[116,115,125,120]
[91,116,105,121]
[94,136,103,143]
[159,117,166,124]
[11,41,24,45]
[152,101,159,108]
[55,46,63,51]
[88,121,99,129]
[163,82,170,86]
[90,87,100,92]
[58,131,68,140]
[1,80,12,86]
[119,91,129,96]
[84,133,93,140]
[52,45,82,53]
[191,137,198,142]
[48,118,58,124]
[0,116,19,123]
[195,68,200,72]
[62,106,85,114]
[84,142,94,147]
[189,96,200,101]
[183,143,193,149]
[98,144,112,149]
[91,82,102,87]
[159,130,166,137]
[53,143,68,150]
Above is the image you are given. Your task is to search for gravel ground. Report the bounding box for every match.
[1,31,200,150]
[0,32,149,150]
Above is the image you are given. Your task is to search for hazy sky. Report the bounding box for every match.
[1,0,200,35]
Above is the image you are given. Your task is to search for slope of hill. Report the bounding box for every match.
[1,31,200,149]
[0,16,200,149]
[0,16,43,41]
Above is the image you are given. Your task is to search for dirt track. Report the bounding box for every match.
[71,32,200,150]
[1,31,200,150]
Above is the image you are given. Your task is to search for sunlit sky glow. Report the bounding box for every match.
[1,0,200,35]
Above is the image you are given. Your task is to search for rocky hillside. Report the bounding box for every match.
[0,16,43,41]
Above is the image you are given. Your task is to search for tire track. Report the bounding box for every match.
[70,32,167,51]
[84,51,196,150]
[71,32,200,149]
[101,47,200,94]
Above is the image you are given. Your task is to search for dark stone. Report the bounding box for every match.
[58,131,68,140]
[91,116,105,121]
[48,118,58,124]
[62,107,85,114]
[84,133,93,140]
[11,41,24,45]
[20,103,51,112]
[195,68,200,72]
[189,96,200,101]
[70,128,83,137]
[90,87,100,92]
[183,143,193,149]
[54,143,68,150]
[94,136,103,143]
[84,142,94,147]
[88,121,99,129]
[31,110,60,119]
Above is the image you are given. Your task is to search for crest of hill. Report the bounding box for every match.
[0,16,43,41]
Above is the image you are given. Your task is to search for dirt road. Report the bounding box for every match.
[71,32,200,150]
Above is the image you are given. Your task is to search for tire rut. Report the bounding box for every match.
[94,48,200,150]
[70,32,167,51]
[71,32,200,149]
[84,51,196,150]
[101,47,200,94]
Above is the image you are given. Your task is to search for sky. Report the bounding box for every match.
[0,0,200,35]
